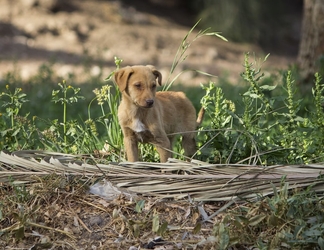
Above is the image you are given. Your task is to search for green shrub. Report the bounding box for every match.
[199,53,324,164]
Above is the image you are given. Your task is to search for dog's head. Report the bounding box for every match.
[114,65,162,108]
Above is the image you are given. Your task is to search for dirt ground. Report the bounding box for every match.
[0,0,299,86]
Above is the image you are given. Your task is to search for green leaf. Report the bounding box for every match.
[294,116,305,122]
[133,223,140,238]
[268,214,280,227]
[157,221,168,236]
[205,32,228,42]
[135,200,145,213]
[293,224,305,238]
[104,71,115,81]
[249,214,266,226]
[193,222,201,234]
[17,93,27,99]
[318,237,324,250]
[12,128,21,136]
[260,85,276,91]
[15,226,25,240]
[234,216,248,225]
[152,214,159,233]
[264,53,271,62]
[218,223,229,250]
[304,229,322,237]
[249,93,260,99]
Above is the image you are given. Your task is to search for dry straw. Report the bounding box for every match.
[1,150,324,202]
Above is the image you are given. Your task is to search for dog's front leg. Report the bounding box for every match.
[123,128,139,162]
[155,135,172,163]
[124,136,138,161]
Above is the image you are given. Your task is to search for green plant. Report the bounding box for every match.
[199,53,324,164]
[97,59,123,148]
[0,85,37,150]
[199,82,236,163]
[0,85,28,129]
[90,84,123,159]
[277,71,305,163]
[163,19,227,91]
[20,77,101,154]
[309,73,324,161]
[82,56,125,160]
[52,80,85,146]
[212,179,324,249]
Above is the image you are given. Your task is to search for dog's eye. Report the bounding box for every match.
[152,83,156,89]
[134,83,141,88]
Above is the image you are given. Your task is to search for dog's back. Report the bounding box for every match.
[155,91,197,135]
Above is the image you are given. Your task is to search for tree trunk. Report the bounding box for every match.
[297,0,324,82]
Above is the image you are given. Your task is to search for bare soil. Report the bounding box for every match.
[0,0,297,86]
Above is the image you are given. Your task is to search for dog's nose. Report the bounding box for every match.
[146,99,154,107]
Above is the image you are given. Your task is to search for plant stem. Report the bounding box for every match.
[63,82,67,145]
[10,96,15,128]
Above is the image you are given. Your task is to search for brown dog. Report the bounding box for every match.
[113,65,204,162]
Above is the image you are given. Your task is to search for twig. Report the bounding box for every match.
[202,199,237,222]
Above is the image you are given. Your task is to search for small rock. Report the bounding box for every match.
[129,246,138,250]
[88,216,103,226]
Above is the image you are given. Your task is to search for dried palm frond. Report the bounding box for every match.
[1,150,324,202]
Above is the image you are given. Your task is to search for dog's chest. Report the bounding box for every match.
[131,118,146,133]
[130,118,154,142]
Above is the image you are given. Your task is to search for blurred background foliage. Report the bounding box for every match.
[189,0,302,52]
[143,0,303,54]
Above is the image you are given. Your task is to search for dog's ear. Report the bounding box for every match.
[146,65,162,85]
[113,66,134,92]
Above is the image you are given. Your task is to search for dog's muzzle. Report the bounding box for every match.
[146,99,154,107]
[135,99,154,108]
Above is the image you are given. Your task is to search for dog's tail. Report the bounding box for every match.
[196,107,205,126]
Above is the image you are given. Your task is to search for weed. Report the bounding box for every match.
[87,56,124,159]
[0,85,28,128]
[213,179,324,249]
[164,19,227,90]
[0,85,36,150]
[199,53,324,165]
[52,80,85,146]
[91,84,122,155]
